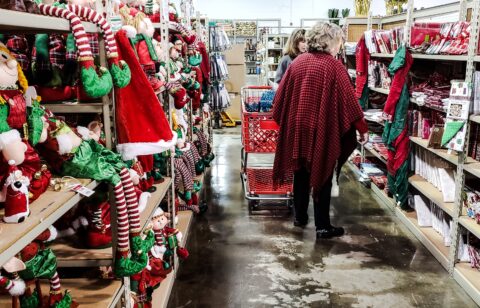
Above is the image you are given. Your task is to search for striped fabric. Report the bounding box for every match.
[174,157,193,191]
[120,168,141,233]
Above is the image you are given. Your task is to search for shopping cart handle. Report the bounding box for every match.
[243,86,273,90]
[259,120,279,130]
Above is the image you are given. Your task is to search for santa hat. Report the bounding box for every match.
[38,4,113,98]
[152,207,164,218]
[169,3,179,22]
[166,83,188,109]
[114,29,177,161]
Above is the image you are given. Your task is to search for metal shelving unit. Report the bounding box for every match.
[353,1,480,304]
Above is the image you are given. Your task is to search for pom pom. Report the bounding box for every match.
[177,247,189,259]
[122,25,137,38]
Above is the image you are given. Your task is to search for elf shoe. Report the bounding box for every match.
[114,254,148,278]
[86,226,112,249]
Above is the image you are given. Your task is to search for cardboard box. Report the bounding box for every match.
[225,43,246,65]
[227,93,241,121]
[225,64,246,93]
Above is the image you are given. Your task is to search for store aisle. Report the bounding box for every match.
[168,129,476,308]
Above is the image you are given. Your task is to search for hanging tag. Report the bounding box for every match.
[69,184,95,197]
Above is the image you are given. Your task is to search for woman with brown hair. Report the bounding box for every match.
[272,22,369,239]
[274,28,306,83]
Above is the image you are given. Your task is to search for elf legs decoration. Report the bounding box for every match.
[38,3,113,99]
[66,4,131,88]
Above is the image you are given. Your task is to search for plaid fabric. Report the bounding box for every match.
[6,35,29,71]
[49,34,66,68]
[272,52,365,192]
[88,33,99,57]
[174,157,193,191]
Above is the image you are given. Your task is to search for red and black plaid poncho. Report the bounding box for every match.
[272,52,365,193]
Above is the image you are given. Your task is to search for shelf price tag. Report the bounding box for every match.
[69,184,95,197]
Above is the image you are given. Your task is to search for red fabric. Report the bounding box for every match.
[197,42,210,83]
[354,118,369,134]
[138,155,154,190]
[34,86,75,102]
[388,128,410,176]
[1,91,27,129]
[114,30,174,156]
[135,40,155,67]
[383,52,413,120]
[272,52,365,192]
[355,35,370,99]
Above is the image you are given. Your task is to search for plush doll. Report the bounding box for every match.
[17,226,77,308]
[2,161,30,223]
[166,43,188,109]
[0,257,26,298]
[193,126,214,167]
[35,111,154,278]
[168,2,180,23]
[37,3,113,99]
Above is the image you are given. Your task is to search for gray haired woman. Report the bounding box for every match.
[274,28,306,84]
[272,22,369,239]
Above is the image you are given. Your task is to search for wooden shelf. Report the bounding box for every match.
[470,114,480,124]
[140,178,173,232]
[0,180,97,268]
[0,278,123,308]
[53,240,113,268]
[408,175,455,217]
[369,87,390,95]
[0,9,97,33]
[371,52,468,61]
[363,144,387,164]
[395,209,450,270]
[454,263,480,306]
[409,136,462,166]
[459,217,480,240]
[43,103,103,114]
[151,271,175,308]
[370,183,396,212]
[177,211,194,246]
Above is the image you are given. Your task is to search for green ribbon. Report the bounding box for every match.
[167,234,179,249]
[27,103,45,146]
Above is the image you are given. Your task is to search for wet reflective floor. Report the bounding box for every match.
[168,129,477,308]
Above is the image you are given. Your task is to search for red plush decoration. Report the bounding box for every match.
[35,86,75,102]
[114,30,176,161]
[176,247,189,260]
[168,85,188,109]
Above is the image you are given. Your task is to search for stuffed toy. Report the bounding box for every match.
[0,257,26,298]
[17,226,77,308]
[65,3,131,89]
[165,43,188,109]
[37,3,113,99]
[2,161,30,223]
[35,110,154,278]
[0,0,39,13]
[168,2,180,23]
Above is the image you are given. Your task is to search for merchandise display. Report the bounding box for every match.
[0,0,213,307]
[348,1,480,305]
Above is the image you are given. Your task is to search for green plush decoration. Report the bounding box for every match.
[188,54,202,67]
[66,34,76,53]
[34,34,49,62]
[20,249,57,281]
[195,160,205,174]
[0,34,5,43]
[80,66,113,98]
[27,104,45,146]
[193,181,202,192]
[114,256,147,277]
[20,289,40,308]
[110,61,131,88]
[45,66,63,88]
[53,291,73,308]
[441,121,465,147]
[130,232,155,255]
[184,190,192,200]
[0,105,11,134]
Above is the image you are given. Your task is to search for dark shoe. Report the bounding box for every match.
[316,226,345,239]
[293,219,308,228]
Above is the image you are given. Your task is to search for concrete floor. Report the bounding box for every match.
[168,129,477,308]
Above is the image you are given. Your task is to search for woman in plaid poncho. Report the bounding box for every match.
[273,22,369,239]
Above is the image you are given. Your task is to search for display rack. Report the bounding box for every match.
[263,33,289,82]
[351,1,480,305]
[0,0,210,307]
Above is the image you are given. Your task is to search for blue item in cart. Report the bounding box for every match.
[259,90,275,112]
[245,102,260,112]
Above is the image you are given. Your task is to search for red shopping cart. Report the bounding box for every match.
[240,86,293,213]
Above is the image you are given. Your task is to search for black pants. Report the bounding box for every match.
[293,166,333,229]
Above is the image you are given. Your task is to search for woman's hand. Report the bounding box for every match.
[358,132,369,145]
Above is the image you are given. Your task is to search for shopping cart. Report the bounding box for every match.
[240,86,293,213]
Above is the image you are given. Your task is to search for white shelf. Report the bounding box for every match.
[43,103,104,114]
[459,217,480,241]
[470,114,480,124]
[0,9,97,33]
[369,87,390,95]
[363,144,387,164]
[410,136,462,166]
[370,183,396,212]
[454,263,480,307]
[395,209,450,270]
[0,180,98,268]
[408,175,455,217]
[410,98,447,113]
[370,52,468,61]
[0,278,123,308]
